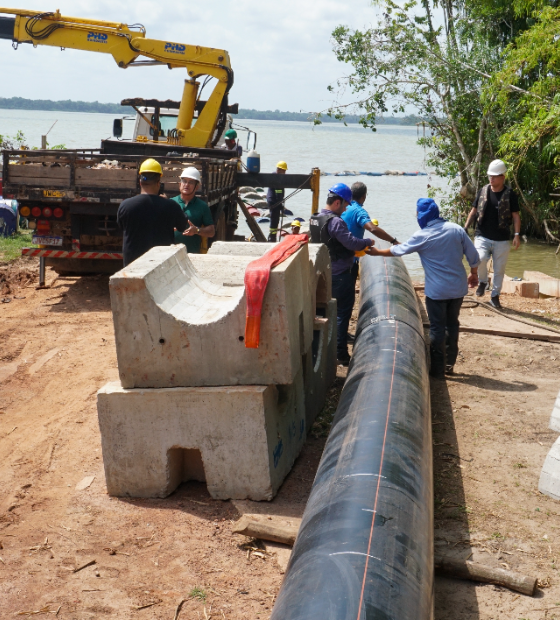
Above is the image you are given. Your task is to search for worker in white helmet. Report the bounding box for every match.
[463,159,521,309]
[172,167,216,253]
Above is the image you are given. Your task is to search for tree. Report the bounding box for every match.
[325,0,544,225]
[489,2,560,237]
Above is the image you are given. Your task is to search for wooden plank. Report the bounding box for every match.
[523,270,560,297]
[435,555,537,596]
[237,197,267,242]
[9,166,70,181]
[237,172,313,190]
[232,514,301,546]
[423,323,560,343]
[75,168,137,188]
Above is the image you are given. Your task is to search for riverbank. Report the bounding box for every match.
[1,261,560,618]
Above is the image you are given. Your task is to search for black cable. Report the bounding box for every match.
[25,13,63,40]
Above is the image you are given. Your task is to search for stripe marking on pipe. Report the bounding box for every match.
[330,552,383,562]
[356,308,399,620]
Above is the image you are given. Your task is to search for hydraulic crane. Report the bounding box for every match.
[0,7,233,148]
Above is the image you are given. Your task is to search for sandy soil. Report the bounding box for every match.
[423,290,560,620]
[1,259,560,619]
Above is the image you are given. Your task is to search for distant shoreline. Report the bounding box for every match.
[0,97,422,126]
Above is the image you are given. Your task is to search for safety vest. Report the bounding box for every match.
[477,184,513,230]
[310,212,355,262]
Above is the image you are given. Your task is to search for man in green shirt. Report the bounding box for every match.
[172,167,215,253]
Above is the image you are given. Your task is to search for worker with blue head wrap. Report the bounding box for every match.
[367,198,481,379]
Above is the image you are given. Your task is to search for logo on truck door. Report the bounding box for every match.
[87,32,108,44]
[164,42,186,55]
[43,190,66,198]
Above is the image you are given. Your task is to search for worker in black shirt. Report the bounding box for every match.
[464,159,521,309]
[117,159,188,267]
[267,161,288,242]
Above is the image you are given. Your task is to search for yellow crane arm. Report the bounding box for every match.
[0,7,234,148]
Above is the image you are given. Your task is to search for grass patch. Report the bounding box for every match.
[188,586,207,602]
[0,231,36,262]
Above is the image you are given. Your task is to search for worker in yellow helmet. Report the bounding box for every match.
[117,159,188,266]
[267,161,288,242]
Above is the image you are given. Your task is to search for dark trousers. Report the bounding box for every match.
[268,205,282,241]
[332,270,356,358]
[425,296,463,377]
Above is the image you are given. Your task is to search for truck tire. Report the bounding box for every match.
[46,257,123,275]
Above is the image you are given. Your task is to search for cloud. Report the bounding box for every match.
[0,0,377,111]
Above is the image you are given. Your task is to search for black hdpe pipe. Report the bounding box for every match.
[270,255,433,620]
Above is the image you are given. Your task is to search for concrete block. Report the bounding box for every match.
[501,275,539,298]
[97,376,306,501]
[539,436,560,500]
[549,389,560,432]
[208,241,272,257]
[208,241,333,306]
[524,271,560,298]
[110,244,311,388]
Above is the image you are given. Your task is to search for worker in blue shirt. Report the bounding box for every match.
[369,198,480,379]
[310,183,375,366]
[342,182,399,244]
[342,182,400,307]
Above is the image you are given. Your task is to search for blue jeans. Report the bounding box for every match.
[425,296,463,377]
[332,270,355,358]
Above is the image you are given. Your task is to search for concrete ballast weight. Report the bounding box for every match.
[110,244,312,388]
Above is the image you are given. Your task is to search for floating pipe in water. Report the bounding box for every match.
[270,254,433,620]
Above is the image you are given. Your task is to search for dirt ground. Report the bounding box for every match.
[1,258,560,619]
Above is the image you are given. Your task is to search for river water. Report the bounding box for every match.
[1,108,559,280]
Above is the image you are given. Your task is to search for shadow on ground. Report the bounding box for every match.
[432,377,480,620]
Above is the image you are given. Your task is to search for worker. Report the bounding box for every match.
[290,220,302,235]
[221,129,243,157]
[117,159,188,267]
[368,198,479,379]
[463,159,521,309]
[343,182,399,246]
[171,167,215,253]
[342,181,399,282]
[310,183,375,366]
[267,161,288,242]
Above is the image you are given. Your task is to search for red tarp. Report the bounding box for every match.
[244,234,309,348]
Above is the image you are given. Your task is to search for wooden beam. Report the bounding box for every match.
[236,197,267,242]
[435,555,537,596]
[422,324,560,344]
[232,514,301,546]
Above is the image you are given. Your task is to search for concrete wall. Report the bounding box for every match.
[98,376,306,501]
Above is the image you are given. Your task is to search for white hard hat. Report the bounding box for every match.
[487,159,507,176]
[180,166,201,183]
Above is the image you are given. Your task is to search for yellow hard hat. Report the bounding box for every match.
[139,158,163,175]
[291,220,301,227]
[276,161,288,171]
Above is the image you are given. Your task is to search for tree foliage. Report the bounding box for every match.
[327,0,560,234]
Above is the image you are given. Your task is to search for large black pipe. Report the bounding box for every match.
[270,255,433,620]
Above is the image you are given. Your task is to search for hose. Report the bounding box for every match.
[461,295,560,336]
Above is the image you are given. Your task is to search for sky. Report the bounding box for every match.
[0,1,380,113]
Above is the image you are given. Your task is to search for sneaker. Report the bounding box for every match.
[347,333,355,344]
[475,282,487,297]
[489,295,502,310]
[445,365,454,375]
